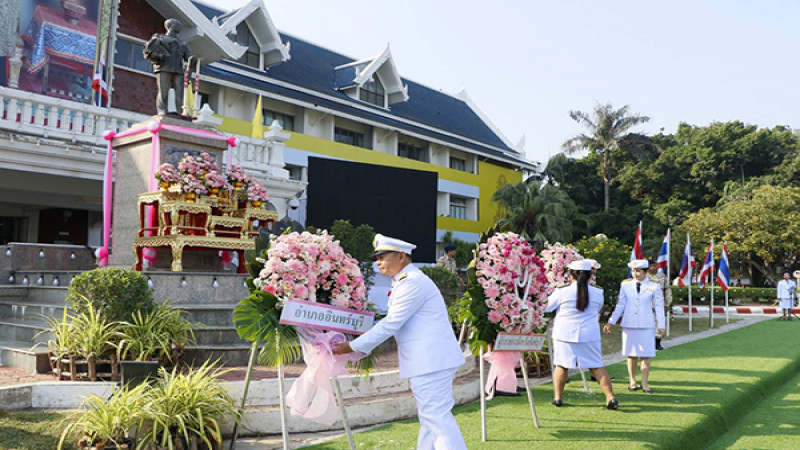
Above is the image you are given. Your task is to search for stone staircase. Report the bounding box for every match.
[0,243,265,373]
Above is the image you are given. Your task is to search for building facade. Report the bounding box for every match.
[0,0,535,262]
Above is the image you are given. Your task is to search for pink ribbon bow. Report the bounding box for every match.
[285,328,364,425]
[484,350,521,400]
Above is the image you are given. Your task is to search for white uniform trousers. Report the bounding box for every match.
[409,367,467,450]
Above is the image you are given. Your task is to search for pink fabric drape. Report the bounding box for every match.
[285,328,364,425]
[483,350,521,400]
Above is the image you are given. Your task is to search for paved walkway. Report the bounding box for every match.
[226,314,772,449]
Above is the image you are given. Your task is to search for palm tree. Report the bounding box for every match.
[493,180,577,243]
[562,103,650,211]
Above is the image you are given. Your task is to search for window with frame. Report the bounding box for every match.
[334,127,365,148]
[234,23,260,68]
[398,142,428,162]
[359,74,386,107]
[114,38,152,72]
[449,156,468,172]
[263,109,295,132]
[449,196,467,219]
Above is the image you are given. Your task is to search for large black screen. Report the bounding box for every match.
[307,157,438,262]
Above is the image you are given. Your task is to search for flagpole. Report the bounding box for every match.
[724,242,730,323]
[688,280,693,332]
[709,239,715,329]
[666,228,671,337]
[687,233,693,332]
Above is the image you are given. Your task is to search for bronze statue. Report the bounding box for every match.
[143,19,191,115]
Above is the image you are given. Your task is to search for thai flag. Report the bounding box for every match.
[92,45,109,107]
[627,221,645,277]
[717,244,730,291]
[656,229,670,274]
[698,240,714,289]
[678,234,695,288]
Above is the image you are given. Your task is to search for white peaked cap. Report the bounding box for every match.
[586,259,601,269]
[373,233,416,256]
[628,259,649,269]
[568,260,594,271]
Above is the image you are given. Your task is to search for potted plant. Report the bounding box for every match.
[67,268,156,323]
[202,171,229,197]
[246,179,268,208]
[179,173,207,202]
[58,383,148,450]
[137,361,241,449]
[116,301,196,386]
[226,165,250,190]
[154,163,180,190]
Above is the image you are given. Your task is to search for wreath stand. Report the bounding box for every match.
[478,333,544,441]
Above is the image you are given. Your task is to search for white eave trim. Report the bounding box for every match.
[452,85,519,154]
[215,0,290,66]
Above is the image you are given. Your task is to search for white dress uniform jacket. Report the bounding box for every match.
[609,278,666,330]
[545,283,605,343]
[777,279,797,300]
[350,264,465,379]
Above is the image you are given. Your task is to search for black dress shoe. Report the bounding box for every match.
[606,398,619,410]
[552,399,562,407]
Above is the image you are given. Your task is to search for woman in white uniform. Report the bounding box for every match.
[604,259,665,393]
[546,260,618,409]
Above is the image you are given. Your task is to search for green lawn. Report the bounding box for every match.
[306,319,800,449]
[0,409,67,450]
[709,369,800,448]
[600,315,739,356]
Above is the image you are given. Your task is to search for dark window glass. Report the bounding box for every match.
[450,156,467,172]
[263,109,295,132]
[115,38,151,72]
[359,75,385,107]
[334,127,365,148]
[398,142,428,162]
[235,23,261,68]
[450,196,467,220]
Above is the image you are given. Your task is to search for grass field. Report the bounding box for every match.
[307,319,800,449]
[0,409,67,450]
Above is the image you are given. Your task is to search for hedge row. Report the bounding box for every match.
[670,286,778,304]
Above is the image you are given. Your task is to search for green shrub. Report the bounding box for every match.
[115,300,196,364]
[571,234,631,303]
[421,266,462,327]
[67,268,155,322]
[671,286,777,303]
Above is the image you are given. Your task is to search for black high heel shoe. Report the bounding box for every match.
[606,398,619,410]
[551,399,563,407]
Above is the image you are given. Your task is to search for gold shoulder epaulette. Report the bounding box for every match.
[623,278,633,282]
[397,272,408,281]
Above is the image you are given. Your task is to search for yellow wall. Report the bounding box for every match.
[216,117,523,238]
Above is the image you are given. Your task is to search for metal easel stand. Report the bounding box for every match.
[331,377,357,450]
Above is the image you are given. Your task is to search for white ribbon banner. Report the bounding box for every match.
[493,333,546,352]
[279,299,374,335]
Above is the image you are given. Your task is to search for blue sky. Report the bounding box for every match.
[203,0,800,167]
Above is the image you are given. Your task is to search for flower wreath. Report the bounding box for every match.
[540,243,585,295]
[459,230,549,355]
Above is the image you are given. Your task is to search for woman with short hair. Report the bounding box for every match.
[546,260,618,409]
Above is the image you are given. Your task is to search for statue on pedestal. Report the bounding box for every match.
[143,19,191,116]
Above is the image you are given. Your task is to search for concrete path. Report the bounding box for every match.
[225,314,772,449]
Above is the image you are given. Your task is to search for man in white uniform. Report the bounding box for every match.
[777,272,797,321]
[333,234,466,450]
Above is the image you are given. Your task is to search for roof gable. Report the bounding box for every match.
[334,45,408,105]
[212,0,290,67]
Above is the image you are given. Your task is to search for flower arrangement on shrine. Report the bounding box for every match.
[246,179,269,204]
[227,165,250,188]
[154,163,180,185]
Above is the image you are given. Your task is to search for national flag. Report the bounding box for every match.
[182,81,195,115]
[92,43,109,107]
[657,229,670,274]
[698,240,714,289]
[627,221,644,277]
[252,95,264,138]
[678,234,695,288]
[717,244,730,291]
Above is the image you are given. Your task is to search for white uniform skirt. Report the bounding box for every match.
[552,339,603,369]
[780,298,795,309]
[622,327,656,358]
